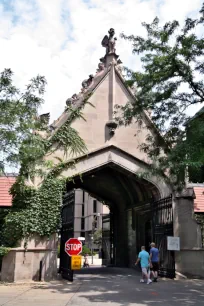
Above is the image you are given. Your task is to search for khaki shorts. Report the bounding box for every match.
[142,267,149,274]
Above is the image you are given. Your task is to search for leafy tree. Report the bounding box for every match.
[93,228,102,248]
[0,69,88,247]
[0,69,46,172]
[118,3,204,188]
[0,68,87,175]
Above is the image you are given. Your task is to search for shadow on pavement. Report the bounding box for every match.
[32,267,204,306]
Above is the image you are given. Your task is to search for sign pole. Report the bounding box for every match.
[65,238,83,282]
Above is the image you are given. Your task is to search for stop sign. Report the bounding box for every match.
[65,238,82,256]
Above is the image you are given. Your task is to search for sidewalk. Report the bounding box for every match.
[0,267,204,306]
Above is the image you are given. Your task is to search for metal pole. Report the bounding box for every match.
[91,237,93,264]
[91,217,94,264]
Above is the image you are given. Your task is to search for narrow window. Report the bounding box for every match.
[81,218,84,230]
[93,200,97,213]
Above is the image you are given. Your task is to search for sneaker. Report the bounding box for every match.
[140,279,145,283]
[147,279,152,285]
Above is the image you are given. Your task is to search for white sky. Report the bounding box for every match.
[0,0,203,123]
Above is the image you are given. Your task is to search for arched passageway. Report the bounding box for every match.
[60,161,160,269]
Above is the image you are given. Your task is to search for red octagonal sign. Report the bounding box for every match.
[65,238,82,256]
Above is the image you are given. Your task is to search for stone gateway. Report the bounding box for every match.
[1,28,204,282]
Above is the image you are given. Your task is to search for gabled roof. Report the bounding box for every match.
[0,176,16,207]
[49,56,163,143]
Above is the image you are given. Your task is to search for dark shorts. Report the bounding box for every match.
[151,262,159,271]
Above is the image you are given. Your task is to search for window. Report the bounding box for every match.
[82,191,85,203]
[93,200,97,213]
[81,218,84,230]
[82,204,84,216]
[80,232,85,237]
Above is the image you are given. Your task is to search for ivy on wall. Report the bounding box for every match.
[1,97,91,248]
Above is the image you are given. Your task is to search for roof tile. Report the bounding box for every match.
[0,177,16,207]
[194,187,204,212]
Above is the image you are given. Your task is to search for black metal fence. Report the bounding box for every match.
[151,195,175,278]
[59,190,75,281]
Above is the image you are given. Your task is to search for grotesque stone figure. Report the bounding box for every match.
[66,94,78,106]
[97,62,105,73]
[101,28,117,54]
[81,74,94,90]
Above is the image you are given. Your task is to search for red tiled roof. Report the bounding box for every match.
[194,186,204,212]
[0,176,16,207]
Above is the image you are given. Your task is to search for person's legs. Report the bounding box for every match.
[152,263,159,281]
[150,267,155,279]
[142,268,152,284]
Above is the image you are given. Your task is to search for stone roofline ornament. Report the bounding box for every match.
[101,28,117,54]
[100,28,122,67]
[64,28,123,112]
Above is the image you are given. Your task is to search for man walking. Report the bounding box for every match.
[135,246,152,284]
[150,242,159,282]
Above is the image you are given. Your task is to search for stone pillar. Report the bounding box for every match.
[174,188,201,248]
[174,188,204,277]
[1,234,58,282]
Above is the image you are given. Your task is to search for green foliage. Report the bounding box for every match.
[117,4,204,188]
[0,69,46,171]
[0,70,91,248]
[93,229,102,248]
[2,176,65,247]
[0,247,10,257]
[82,245,92,256]
[49,123,87,157]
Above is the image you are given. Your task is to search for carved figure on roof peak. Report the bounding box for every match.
[102,28,117,54]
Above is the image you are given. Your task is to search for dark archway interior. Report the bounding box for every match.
[65,162,160,267]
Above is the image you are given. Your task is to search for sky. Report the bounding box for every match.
[0,0,203,123]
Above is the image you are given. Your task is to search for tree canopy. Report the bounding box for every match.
[118,3,204,188]
[0,69,87,175]
[0,69,46,172]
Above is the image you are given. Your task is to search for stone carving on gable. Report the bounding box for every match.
[102,28,117,54]
[66,93,79,106]
[96,62,105,73]
[81,74,94,91]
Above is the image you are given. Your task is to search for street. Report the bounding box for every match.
[0,267,204,306]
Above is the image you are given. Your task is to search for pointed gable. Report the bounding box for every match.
[48,29,161,165]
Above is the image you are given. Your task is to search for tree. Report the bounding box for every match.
[0,69,46,172]
[0,69,87,248]
[93,229,102,248]
[118,3,204,188]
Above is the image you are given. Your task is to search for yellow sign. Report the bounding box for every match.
[71,255,82,270]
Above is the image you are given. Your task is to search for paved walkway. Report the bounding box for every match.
[0,267,204,306]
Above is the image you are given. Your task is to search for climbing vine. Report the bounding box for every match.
[1,96,91,248]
